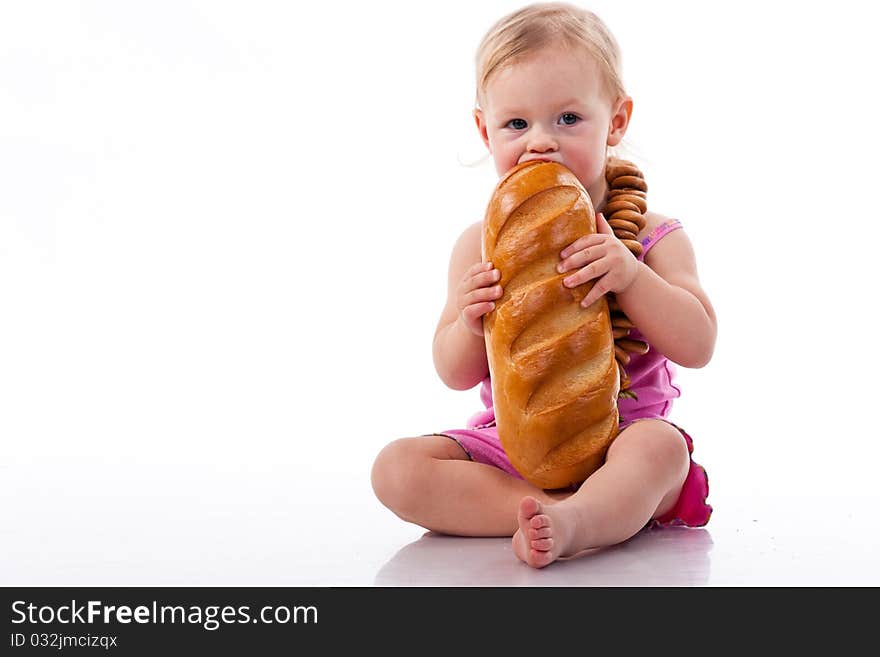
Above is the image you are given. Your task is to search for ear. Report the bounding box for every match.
[474,108,492,152]
[606,95,633,147]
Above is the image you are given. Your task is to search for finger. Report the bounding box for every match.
[563,258,610,288]
[595,212,613,235]
[472,268,501,288]
[466,261,494,279]
[558,242,607,273]
[464,285,502,306]
[559,234,604,260]
[580,280,608,309]
[461,317,484,337]
[463,300,495,324]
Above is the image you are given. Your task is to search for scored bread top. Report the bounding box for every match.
[482,160,620,489]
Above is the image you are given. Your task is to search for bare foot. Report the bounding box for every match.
[511,496,576,568]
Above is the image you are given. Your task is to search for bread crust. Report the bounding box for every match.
[482,161,620,489]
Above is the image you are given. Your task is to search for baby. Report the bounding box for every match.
[372,2,716,568]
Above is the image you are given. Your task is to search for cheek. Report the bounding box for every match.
[491,141,519,173]
[571,131,610,181]
[568,153,605,188]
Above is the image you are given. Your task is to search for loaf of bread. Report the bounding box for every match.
[482,160,620,489]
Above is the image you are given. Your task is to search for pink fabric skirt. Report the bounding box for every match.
[432,419,711,528]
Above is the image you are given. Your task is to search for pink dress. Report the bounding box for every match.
[432,219,712,528]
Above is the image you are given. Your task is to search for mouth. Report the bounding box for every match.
[520,155,562,165]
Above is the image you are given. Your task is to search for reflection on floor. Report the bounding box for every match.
[375,526,713,587]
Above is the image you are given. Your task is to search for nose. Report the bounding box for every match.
[526,125,558,153]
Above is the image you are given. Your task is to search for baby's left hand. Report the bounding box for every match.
[557,213,640,308]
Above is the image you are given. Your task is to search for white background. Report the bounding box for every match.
[2,1,879,585]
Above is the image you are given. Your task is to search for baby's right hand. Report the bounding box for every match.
[456,262,503,336]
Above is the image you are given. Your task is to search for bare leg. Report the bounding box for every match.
[371,435,571,537]
[512,419,690,568]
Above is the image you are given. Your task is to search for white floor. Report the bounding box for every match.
[3,461,878,587]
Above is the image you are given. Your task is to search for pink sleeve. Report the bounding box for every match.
[639,219,682,260]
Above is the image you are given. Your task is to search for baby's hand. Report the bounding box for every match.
[457,261,503,336]
[557,213,640,309]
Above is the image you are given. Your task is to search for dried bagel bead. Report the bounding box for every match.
[608,218,640,234]
[609,209,645,226]
[604,199,641,215]
[609,214,645,233]
[610,175,648,192]
[621,239,643,257]
[609,300,633,336]
[606,160,644,180]
[608,187,647,198]
[617,337,649,355]
[608,191,648,213]
[604,157,652,398]
[610,314,635,330]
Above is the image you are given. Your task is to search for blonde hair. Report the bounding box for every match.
[475,2,625,109]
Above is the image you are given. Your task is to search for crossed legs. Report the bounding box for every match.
[371,418,690,567]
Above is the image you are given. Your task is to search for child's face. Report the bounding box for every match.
[475,46,631,201]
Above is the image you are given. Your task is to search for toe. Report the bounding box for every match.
[531,537,553,551]
[528,526,552,540]
[530,513,551,530]
[529,549,555,568]
[518,496,542,521]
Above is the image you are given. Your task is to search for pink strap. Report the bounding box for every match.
[639,219,682,260]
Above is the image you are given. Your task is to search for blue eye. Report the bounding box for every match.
[559,113,579,125]
[506,118,527,130]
